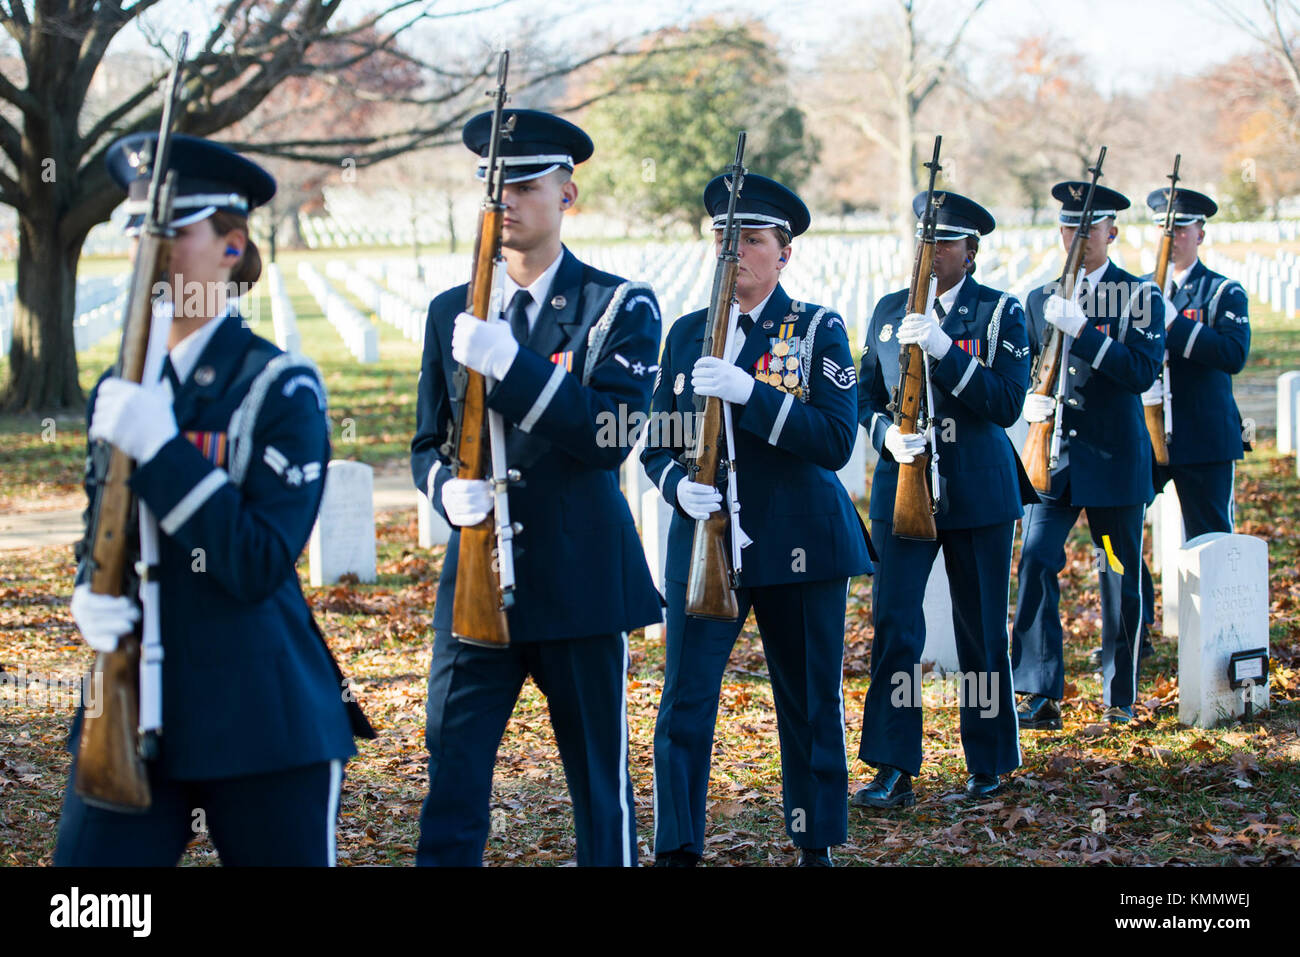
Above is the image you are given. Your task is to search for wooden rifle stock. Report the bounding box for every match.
[891,135,942,541]
[685,258,741,621]
[452,207,510,647]
[76,34,190,811]
[892,240,939,541]
[685,133,747,621]
[450,51,512,648]
[1145,155,1181,466]
[75,210,175,811]
[1023,146,1107,493]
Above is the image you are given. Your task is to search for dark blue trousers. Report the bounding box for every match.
[1011,482,1145,707]
[654,577,849,856]
[417,629,635,867]
[54,759,343,866]
[859,520,1020,778]
[1140,461,1236,636]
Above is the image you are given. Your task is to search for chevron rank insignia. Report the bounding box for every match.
[823,357,856,389]
[1000,340,1030,360]
[263,446,322,487]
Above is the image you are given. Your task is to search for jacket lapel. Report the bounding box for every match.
[524,247,585,362]
[171,313,254,427]
[1173,259,1205,313]
[734,284,791,373]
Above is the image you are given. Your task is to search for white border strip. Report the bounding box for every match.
[519,363,567,433]
[951,354,978,397]
[1182,322,1203,358]
[1091,336,1113,369]
[159,469,229,535]
[768,393,795,445]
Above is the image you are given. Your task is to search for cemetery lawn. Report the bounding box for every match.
[2,441,1296,866]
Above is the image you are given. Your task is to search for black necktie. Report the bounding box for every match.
[161,355,182,393]
[932,299,946,320]
[506,289,532,343]
[1077,277,1091,301]
[738,312,754,335]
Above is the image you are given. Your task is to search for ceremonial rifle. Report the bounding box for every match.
[889,135,943,541]
[685,132,748,621]
[1022,145,1107,493]
[1145,154,1181,465]
[76,31,189,811]
[444,52,518,647]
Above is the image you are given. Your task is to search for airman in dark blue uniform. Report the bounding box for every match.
[642,175,872,867]
[1012,183,1167,729]
[56,135,373,866]
[853,192,1032,809]
[410,111,662,866]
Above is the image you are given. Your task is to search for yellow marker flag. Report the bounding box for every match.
[1101,534,1125,575]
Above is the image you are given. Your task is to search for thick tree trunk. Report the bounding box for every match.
[3,200,87,414]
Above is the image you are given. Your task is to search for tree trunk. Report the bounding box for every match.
[3,207,86,413]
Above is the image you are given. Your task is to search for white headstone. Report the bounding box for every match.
[417,489,450,548]
[1277,371,1300,454]
[309,461,377,586]
[1150,486,1185,637]
[920,547,960,672]
[640,487,674,641]
[1177,533,1269,728]
[837,431,868,499]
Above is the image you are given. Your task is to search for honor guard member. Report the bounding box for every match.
[56,134,373,866]
[1097,190,1251,668]
[1012,183,1167,729]
[410,110,662,866]
[853,192,1032,809]
[642,175,873,867]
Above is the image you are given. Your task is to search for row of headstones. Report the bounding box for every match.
[0,275,132,358]
[1276,370,1300,461]
[1200,249,1300,318]
[265,264,301,354]
[324,260,426,344]
[297,262,379,362]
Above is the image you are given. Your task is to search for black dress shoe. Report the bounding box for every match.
[796,847,833,867]
[1088,638,1155,670]
[1016,694,1062,730]
[653,849,700,867]
[965,773,1003,798]
[850,765,915,809]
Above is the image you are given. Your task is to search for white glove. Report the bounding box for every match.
[675,477,722,521]
[897,311,952,359]
[884,424,927,464]
[1023,393,1057,423]
[88,378,178,464]
[1044,293,1087,338]
[70,583,140,653]
[452,311,519,380]
[441,477,493,527]
[1141,378,1164,408]
[691,356,754,405]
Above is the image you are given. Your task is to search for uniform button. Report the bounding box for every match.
[1067,398,1078,406]
[1069,429,1078,437]
[1068,366,1077,374]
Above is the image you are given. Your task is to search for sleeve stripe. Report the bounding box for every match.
[1183,322,1203,359]
[657,463,675,496]
[159,469,229,535]
[1091,336,1112,369]
[426,461,441,499]
[768,393,795,446]
[951,354,978,397]
[519,363,567,433]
